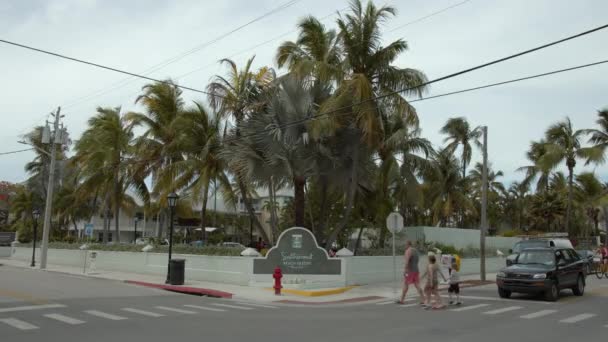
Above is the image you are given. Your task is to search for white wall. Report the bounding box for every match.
[404,226,520,252]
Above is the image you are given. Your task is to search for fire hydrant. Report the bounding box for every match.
[273,267,283,295]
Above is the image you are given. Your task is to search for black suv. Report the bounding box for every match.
[496,247,585,301]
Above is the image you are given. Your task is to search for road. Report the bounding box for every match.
[1,265,607,342]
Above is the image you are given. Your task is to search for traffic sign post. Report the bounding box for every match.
[386,212,404,298]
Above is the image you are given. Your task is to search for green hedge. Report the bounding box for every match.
[18,242,243,256]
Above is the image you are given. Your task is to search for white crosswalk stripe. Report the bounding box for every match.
[0,318,39,330]
[450,303,490,312]
[122,308,165,317]
[520,310,557,319]
[211,303,254,310]
[483,306,523,315]
[377,298,415,305]
[155,306,197,314]
[84,310,127,320]
[0,304,66,313]
[184,304,226,312]
[559,313,596,324]
[44,313,85,325]
[235,302,279,309]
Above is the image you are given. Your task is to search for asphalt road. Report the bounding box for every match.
[1,265,607,342]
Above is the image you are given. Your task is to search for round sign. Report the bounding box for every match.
[386,212,404,234]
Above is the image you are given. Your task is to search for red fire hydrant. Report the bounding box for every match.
[273,266,283,295]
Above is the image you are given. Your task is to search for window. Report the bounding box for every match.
[565,249,579,261]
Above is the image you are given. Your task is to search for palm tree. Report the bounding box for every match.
[539,117,600,232]
[441,117,481,180]
[574,172,606,238]
[74,106,136,242]
[21,126,66,199]
[517,139,551,192]
[157,102,233,241]
[506,181,530,231]
[423,149,474,226]
[583,109,608,161]
[469,162,505,195]
[276,16,343,83]
[127,81,185,238]
[322,0,429,247]
[207,57,275,243]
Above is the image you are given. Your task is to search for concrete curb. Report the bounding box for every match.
[264,286,357,297]
[124,280,234,299]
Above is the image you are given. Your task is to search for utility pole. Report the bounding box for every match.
[40,107,62,270]
[480,126,488,281]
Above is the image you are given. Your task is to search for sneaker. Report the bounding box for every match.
[448,301,454,305]
[456,302,462,305]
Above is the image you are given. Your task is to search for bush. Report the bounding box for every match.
[501,229,523,237]
[16,241,243,256]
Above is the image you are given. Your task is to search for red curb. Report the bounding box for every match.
[276,295,384,305]
[125,280,233,299]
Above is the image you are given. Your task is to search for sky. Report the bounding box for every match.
[1,0,607,187]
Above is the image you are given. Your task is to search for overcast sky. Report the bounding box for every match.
[1,0,607,186]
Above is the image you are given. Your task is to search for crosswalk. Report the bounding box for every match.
[377,297,606,328]
[0,301,278,332]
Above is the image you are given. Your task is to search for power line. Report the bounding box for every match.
[0,148,34,156]
[61,0,302,109]
[409,59,608,103]
[0,38,221,97]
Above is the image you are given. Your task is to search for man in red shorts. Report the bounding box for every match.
[398,240,425,304]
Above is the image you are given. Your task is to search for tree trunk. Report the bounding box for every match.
[315,177,329,243]
[566,166,573,233]
[237,179,270,242]
[326,145,359,248]
[200,185,209,242]
[269,177,279,243]
[294,175,306,228]
[353,226,364,256]
[305,183,315,234]
[103,192,111,243]
[114,176,120,243]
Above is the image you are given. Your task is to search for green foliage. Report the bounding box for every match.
[17,242,243,256]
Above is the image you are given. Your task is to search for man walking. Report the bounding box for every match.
[399,240,425,304]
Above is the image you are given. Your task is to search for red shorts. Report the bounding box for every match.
[405,272,420,285]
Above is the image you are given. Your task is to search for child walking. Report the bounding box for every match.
[448,259,461,305]
[422,254,447,309]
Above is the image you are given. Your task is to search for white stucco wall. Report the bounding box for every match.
[404,226,520,251]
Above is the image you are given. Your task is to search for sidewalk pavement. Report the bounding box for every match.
[0,258,496,305]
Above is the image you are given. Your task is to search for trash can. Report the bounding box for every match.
[169,259,185,285]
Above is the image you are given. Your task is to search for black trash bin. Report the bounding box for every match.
[169,259,185,285]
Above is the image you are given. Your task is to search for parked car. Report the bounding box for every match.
[506,236,573,266]
[220,242,246,249]
[497,247,586,301]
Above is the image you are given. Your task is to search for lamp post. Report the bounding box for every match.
[165,192,179,284]
[134,216,139,244]
[31,209,40,267]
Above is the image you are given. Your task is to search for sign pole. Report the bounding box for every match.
[392,230,396,298]
[386,212,404,301]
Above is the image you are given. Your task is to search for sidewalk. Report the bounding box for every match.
[0,257,496,305]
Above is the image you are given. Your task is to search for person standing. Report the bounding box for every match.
[398,241,425,304]
[422,254,447,309]
[448,259,461,305]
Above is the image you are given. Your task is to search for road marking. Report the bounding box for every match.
[211,303,253,310]
[440,294,552,304]
[0,318,39,330]
[44,313,85,325]
[0,289,48,304]
[184,304,226,312]
[84,310,127,320]
[559,313,596,324]
[122,308,165,317]
[155,306,197,314]
[520,310,557,319]
[483,306,523,315]
[235,302,279,309]
[0,303,66,313]
[377,298,415,305]
[450,303,490,312]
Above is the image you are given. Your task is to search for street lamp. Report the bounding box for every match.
[31,209,40,267]
[165,192,179,284]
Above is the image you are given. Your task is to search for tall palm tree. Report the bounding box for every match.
[157,102,233,241]
[323,0,428,247]
[506,181,529,230]
[539,117,600,232]
[441,117,481,179]
[127,81,184,238]
[74,106,136,242]
[583,109,608,161]
[207,57,275,242]
[276,16,343,83]
[574,172,606,238]
[469,162,505,195]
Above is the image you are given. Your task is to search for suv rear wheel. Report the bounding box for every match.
[498,287,511,298]
[572,274,585,296]
[545,282,559,301]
